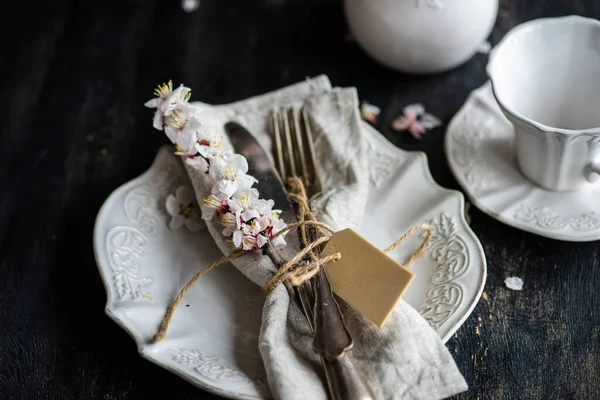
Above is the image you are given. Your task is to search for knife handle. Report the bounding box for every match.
[296,277,375,400]
[267,243,375,400]
[311,269,376,400]
[312,267,353,356]
[322,352,376,400]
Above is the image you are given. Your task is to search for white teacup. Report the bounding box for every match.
[488,16,600,191]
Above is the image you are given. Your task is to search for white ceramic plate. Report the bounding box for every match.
[446,82,600,242]
[93,122,486,399]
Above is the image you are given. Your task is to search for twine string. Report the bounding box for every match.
[153,177,432,342]
[152,250,245,342]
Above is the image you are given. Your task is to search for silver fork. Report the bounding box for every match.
[272,107,376,400]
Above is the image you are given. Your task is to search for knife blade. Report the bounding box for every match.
[225,121,315,321]
[225,121,294,223]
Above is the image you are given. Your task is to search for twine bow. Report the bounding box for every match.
[266,177,432,293]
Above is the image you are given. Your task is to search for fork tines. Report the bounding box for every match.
[271,108,322,196]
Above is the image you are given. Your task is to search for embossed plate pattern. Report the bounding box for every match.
[446,82,600,241]
[93,121,486,399]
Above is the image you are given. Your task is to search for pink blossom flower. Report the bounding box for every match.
[391,103,441,140]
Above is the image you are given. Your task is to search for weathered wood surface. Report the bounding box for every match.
[1,0,600,398]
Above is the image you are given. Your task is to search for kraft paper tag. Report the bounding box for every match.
[321,228,414,327]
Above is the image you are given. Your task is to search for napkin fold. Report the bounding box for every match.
[184,76,468,399]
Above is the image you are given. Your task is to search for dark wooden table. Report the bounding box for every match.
[2,0,600,399]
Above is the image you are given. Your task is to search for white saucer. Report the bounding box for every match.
[446,82,600,242]
[93,122,486,399]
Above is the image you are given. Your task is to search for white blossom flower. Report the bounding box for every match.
[145,80,173,113]
[229,192,287,250]
[231,228,269,251]
[230,217,286,251]
[183,155,207,168]
[209,152,257,199]
[233,230,259,251]
[256,234,269,248]
[200,194,228,221]
[221,212,238,236]
[163,105,210,168]
[267,215,288,249]
[253,198,276,215]
[195,128,224,159]
[228,193,276,227]
[227,194,287,250]
[165,186,203,232]
[211,179,239,200]
[164,105,201,145]
[227,189,259,214]
[145,81,192,130]
[221,188,283,251]
[230,197,264,233]
[209,152,247,180]
[173,129,198,159]
[241,208,262,227]
[147,81,290,253]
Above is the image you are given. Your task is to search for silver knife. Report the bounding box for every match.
[225,121,375,400]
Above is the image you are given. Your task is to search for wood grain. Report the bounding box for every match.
[1,0,600,398]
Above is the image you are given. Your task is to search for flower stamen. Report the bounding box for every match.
[203,196,222,208]
[153,80,173,97]
[167,110,187,129]
[180,201,196,217]
[223,165,234,180]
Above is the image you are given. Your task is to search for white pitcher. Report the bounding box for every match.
[344,0,498,74]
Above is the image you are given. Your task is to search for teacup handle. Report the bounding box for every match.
[585,138,600,182]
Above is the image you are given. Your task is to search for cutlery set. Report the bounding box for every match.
[227,109,375,399]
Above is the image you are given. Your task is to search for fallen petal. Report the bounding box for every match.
[504,276,523,291]
[404,103,425,116]
[391,115,411,132]
[409,128,425,141]
[420,113,442,129]
[360,102,381,125]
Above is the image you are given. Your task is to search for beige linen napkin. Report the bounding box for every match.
[185,76,467,399]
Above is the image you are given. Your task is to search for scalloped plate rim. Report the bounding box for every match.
[92,153,262,400]
[363,122,486,342]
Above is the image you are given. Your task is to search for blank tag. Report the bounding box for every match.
[321,228,414,327]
